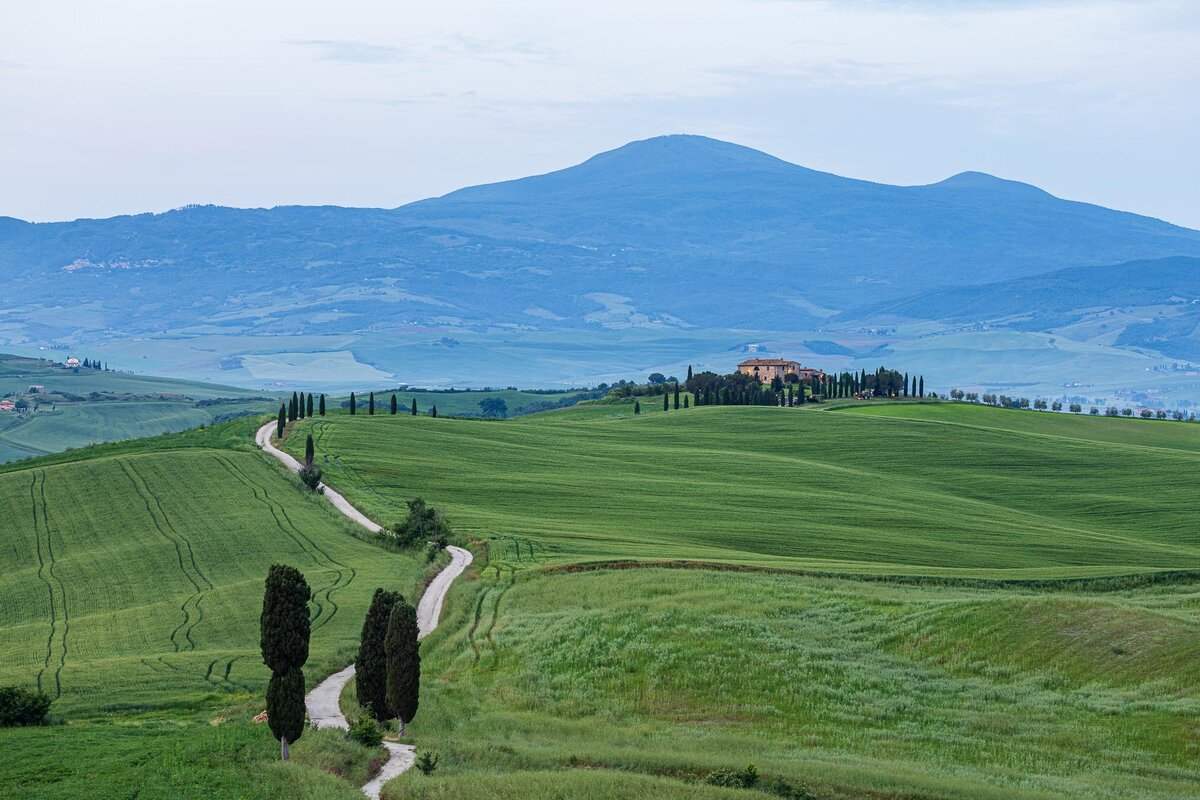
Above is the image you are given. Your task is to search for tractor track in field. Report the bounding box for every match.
[118,461,212,652]
[29,470,68,697]
[215,455,355,630]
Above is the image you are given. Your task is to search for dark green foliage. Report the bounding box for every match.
[348,717,384,747]
[416,751,439,775]
[319,394,326,416]
[411,398,418,416]
[276,404,286,439]
[298,391,305,419]
[290,392,299,421]
[763,778,819,799]
[904,372,910,397]
[477,397,507,418]
[919,376,925,398]
[391,394,398,415]
[304,434,314,466]
[431,405,437,418]
[771,375,784,392]
[634,401,641,415]
[261,564,310,758]
[664,393,669,411]
[648,372,667,384]
[0,686,52,726]
[266,667,305,753]
[704,764,758,789]
[356,588,403,722]
[369,392,375,415]
[260,565,311,674]
[673,383,680,410]
[384,601,420,726]
[350,392,357,415]
[683,395,689,409]
[687,364,693,381]
[297,464,322,492]
[306,393,313,417]
[391,498,451,549]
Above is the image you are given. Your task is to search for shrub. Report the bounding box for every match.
[416,750,439,775]
[391,498,451,549]
[763,778,819,799]
[704,763,758,789]
[0,686,53,726]
[347,717,383,748]
[298,464,323,492]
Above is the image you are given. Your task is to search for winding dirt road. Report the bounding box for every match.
[255,421,474,798]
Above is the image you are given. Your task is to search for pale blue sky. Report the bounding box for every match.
[2,0,1198,227]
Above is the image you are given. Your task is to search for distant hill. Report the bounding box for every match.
[843,255,1200,361]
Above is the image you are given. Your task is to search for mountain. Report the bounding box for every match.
[2,134,1199,386]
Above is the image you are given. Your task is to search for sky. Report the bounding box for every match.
[2,0,1198,228]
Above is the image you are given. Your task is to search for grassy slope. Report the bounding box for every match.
[357,387,596,418]
[286,403,1200,579]
[0,417,419,798]
[390,567,1200,800]
[0,353,273,462]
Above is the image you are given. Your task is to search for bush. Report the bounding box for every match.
[763,778,819,799]
[347,717,383,747]
[703,763,758,789]
[0,686,52,726]
[416,750,439,775]
[298,464,323,492]
[391,498,451,549]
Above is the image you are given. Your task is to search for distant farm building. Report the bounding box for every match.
[27,385,45,394]
[737,358,824,384]
[0,400,15,412]
[65,357,81,367]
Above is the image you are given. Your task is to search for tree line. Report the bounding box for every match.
[949,390,1197,421]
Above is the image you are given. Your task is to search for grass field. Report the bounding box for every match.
[384,566,1200,800]
[284,401,1200,579]
[349,387,602,418]
[0,353,275,463]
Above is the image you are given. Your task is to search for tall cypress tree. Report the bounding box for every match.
[350,392,356,415]
[683,395,689,409]
[384,601,420,734]
[369,392,375,415]
[673,383,680,410]
[306,393,313,417]
[319,394,326,416]
[919,376,925,398]
[904,373,910,398]
[687,364,694,382]
[277,404,287,440]
[663,392,669,411]
[300,392,307,419]
[391,394,398,415]
[634,400,641,415]
[304,434,315,466]
[411,398,418,416]
[287,395,295,422]
[355,589,402,722]
[260,565,311,760]
[787,385,794,406]
[431,405,437,418]
[290,392,299,422]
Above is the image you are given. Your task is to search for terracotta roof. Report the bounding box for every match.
[738,358,799,367]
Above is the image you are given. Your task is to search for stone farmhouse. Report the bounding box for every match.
[737,358,824,384]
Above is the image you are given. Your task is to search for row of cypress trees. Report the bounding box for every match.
[348,392,436,418]
[277,393,328,438]
[354,589,421,733]
[259,571,422,760]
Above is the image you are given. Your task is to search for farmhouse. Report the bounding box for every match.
[27,385,45,394]
[737,358,824,384]
[65,357,81,367]
[0,399,15,412]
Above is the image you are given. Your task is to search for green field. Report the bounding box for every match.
[384,567,1200,800]
[0,353,275,463]
[285,402,1200,579]
[353,387,602,418]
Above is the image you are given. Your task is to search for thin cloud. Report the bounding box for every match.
[289,39,406,64]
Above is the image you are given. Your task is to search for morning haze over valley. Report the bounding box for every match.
[2,3,1199,800]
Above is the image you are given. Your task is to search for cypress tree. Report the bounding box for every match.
[683,395,689,409]
[431,405,437,418]
[299,392,305,419]
[919,376,925,398]
[304,434,315,466]
[673,383,680,410]
[687,364,694,382]
[260,565,311,760]
[307,393,313,417]
[319,394,326,416]
[411,398,418,416]
[350,392,356,415]
[634,400,641,415]
[384,601,420,734]
[664,392,669,411]
[277,404,287,440]
[369,392,375,415]
[355,589,402,722]
[904,373,910,398]
[291,392,299,421]
[787,385,794,406]
[391,394,397,415]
